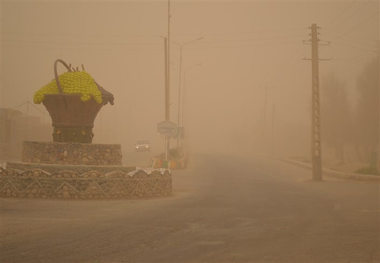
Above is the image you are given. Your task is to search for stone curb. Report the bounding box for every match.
[281,159,380,183]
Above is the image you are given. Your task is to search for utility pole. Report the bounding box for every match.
[165,0,171,162]
[376,41,380,171]
[164,36,169,161]
[304,23,329,181]
[176,44,183,148]
[164,37,169,121]
[263,86,268,129]
[259,86,268,154]
[167,0,171,121]
[310,23,322,181]
[271,103,275,157]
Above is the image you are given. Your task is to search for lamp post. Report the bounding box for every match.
[180,63,202,148]
[174,37,203,147]
[376,42,380,172]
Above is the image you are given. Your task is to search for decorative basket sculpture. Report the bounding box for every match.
[34,59,114,143]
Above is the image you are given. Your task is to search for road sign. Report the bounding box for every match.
[157,121,177,137]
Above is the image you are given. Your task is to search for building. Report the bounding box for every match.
[0,108,50,161]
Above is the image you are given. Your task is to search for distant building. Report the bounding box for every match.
[0,108,51,161]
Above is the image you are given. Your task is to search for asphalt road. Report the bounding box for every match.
[1,154,379,263]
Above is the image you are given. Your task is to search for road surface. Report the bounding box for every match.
[1,154,379,263]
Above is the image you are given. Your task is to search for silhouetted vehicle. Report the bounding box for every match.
[135,140,150,152]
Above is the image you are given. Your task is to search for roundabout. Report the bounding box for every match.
[0,59,172,200]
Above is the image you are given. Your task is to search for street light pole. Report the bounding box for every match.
[180,63,202,147]
[376,42,380,171]
[175,37,203,148]
[167,0,171,119]
[165,0,171,162]
[177,45,184,148]
[163,36,169,161]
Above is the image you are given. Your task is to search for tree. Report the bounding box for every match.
[321,73,352,163]
[354,57,379,166]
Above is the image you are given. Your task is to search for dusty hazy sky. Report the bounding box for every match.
[0,0,378,155]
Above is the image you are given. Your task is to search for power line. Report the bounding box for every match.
[331,41,378,54]
[190,41,302,50]
[332,56,376,61]
[1,38,162,46]
[2,34,306,50]
[200,34,304,44]
[2,31,305,46]
[8,100,48,118]
[200,27,305,38]
[323,33,378,48]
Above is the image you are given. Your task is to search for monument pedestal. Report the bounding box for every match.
[0,141,172,199]
[22,141,122,166]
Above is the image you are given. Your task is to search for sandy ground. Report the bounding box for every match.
[0,154,379,263]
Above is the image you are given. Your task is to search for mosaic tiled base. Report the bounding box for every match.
[0,167,172,200]
[6,162,135,174]
[22,141,122,166]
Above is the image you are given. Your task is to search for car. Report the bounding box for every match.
[135,140,150,152]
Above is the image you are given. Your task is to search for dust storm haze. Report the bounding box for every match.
[1,0,378,161]
[0,1,380,262]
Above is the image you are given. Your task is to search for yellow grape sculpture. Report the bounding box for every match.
[34,70,103,104]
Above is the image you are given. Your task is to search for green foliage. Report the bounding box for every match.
[355,166,379,175]
[321,73,352,161]
[355,58,379,149]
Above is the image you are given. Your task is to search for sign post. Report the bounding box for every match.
[157,121,178,161]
